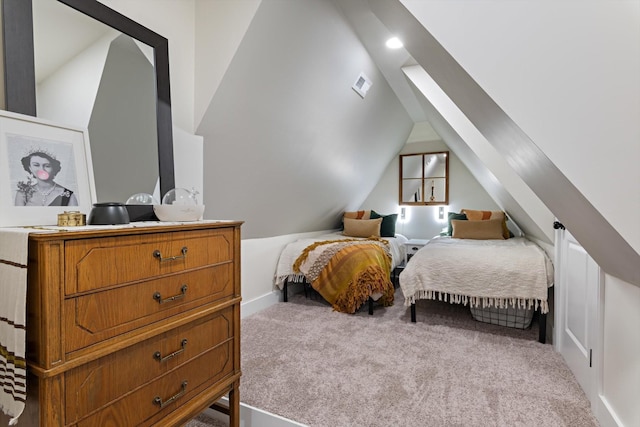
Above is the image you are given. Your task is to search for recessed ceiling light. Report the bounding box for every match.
[386,37,403,49]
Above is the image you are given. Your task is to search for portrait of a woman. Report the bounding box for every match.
[14,150,78,206]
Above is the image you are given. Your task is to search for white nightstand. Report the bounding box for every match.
[404,239,430,265]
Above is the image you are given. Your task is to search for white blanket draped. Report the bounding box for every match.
[400,237,554,313]
[0,228,31,425]
[274,232,407,289]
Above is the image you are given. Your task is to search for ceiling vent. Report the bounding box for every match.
[352,72,372,98]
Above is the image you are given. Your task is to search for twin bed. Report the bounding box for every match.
[400,235,553,343]
[274,209,554,343]
[274,231,407,314]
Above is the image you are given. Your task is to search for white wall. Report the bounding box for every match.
[172,126,204,198]
[601,276,640,427]
[37,32,113,127]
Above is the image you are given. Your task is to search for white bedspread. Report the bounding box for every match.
[400,237,554,313]
[274,232,407,289]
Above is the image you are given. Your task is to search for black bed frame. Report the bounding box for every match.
[282,277,379,315]
[284,275,548,343]
[409,294,548,344]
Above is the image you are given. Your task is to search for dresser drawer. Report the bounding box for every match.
[75,340,233,427]
[65,308,234,424]
[74,341,233,427]
[64,263,233,353]
[65,228,234,294]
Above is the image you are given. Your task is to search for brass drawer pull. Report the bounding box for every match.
[153,339,188,362]
[153,381,188,408]
[153,246,188,262]
[153,285,188,304]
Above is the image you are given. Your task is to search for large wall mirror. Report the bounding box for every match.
[399,151,449,205]
[2,0,174,218]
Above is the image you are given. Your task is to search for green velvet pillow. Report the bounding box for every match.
[370,211,398,237]
[447,212,467,236]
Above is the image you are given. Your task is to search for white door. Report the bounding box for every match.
[555,225,599,402]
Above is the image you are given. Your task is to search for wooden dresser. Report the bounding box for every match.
[21,221,242,426]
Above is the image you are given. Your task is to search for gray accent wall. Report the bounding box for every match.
[197,0,413,238]
[89,34,158,203]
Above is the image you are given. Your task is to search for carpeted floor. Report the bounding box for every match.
[236,287,599,427]
[185,412,227,427]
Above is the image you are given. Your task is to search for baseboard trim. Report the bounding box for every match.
[202,398,306,427]
[595,394,623,427]
[240,290,280,319]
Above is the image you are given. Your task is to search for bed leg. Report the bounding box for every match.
[411,303,416,322]
[538,311,547,344]
[368,297,373,315]
[283,279,288,302]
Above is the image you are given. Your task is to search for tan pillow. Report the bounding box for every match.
[342,218,382,238]
[461,209,510,239]
[451,218,505,240]
[343,210,372,221]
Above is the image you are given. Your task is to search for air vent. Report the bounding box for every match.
[352,72,372,98]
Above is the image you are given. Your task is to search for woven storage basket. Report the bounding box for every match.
[470,305,534,329]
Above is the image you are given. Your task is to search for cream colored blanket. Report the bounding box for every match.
[274,232,407,289]
[0,228,30,425]
[400,237,554,313]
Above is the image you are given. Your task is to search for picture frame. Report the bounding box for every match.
[0,110,96,226]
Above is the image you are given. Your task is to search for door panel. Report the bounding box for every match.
[557,228,598,401]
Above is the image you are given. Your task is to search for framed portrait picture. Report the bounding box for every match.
[0,110,96,226]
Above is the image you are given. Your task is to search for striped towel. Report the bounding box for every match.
[0,228,31,425]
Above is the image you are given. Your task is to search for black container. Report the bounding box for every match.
[88,202,130,225]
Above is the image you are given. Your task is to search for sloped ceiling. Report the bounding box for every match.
[368,0,640,286]
[403,68,553,244]
[336,0,554,245]
[197,0,413,238]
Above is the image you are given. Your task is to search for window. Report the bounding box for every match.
[399,151,449,205]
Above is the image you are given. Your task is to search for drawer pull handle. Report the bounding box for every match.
[153,381,188,408]
[153,339,188,362]
[153,285,188,304]
[153,247,188,262]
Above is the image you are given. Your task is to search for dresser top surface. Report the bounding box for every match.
[22,220,243,241]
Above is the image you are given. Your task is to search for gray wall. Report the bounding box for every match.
[197,0,413,238]
[89,35,158,203]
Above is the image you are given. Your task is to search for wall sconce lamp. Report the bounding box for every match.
[400,207,406,220]
[438,206,444,220]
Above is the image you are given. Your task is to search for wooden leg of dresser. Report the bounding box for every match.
[229,382,240,427]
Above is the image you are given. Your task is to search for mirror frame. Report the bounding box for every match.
[399,151,449,206]
[1,0,175,208]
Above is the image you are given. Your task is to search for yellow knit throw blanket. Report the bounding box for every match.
[293,239,393,314]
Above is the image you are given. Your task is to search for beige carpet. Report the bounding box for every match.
[237,287,599,427]
[185,412,227,427]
